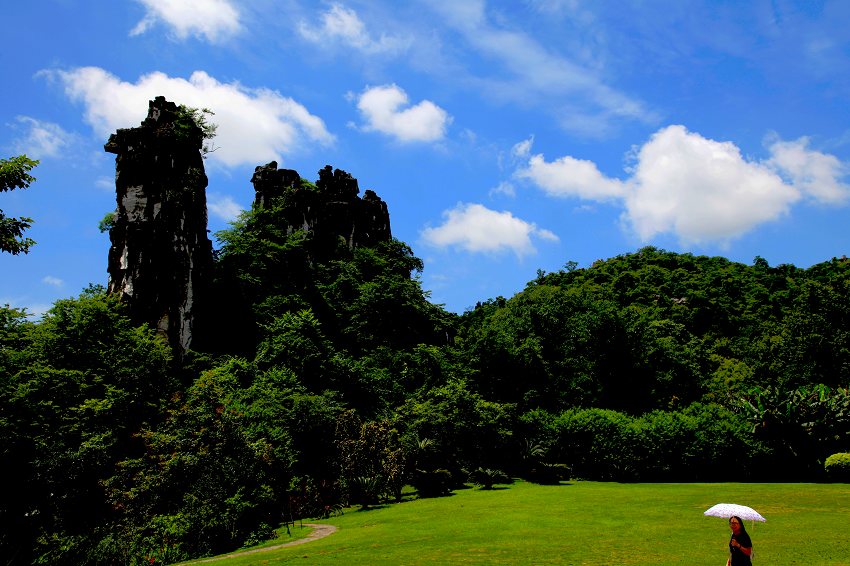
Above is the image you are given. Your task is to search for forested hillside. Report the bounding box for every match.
[462,249,850,412]
[2,189,849,563]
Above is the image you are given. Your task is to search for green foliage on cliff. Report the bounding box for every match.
[211,193,454,414]
[174,105,217,155]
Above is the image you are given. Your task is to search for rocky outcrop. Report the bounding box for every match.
[250,162,392,256]
[104,96,213,357]
[103,97,394,358]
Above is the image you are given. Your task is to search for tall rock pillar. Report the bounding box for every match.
[104,96,213,357]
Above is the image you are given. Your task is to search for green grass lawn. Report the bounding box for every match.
[186,481,850,565]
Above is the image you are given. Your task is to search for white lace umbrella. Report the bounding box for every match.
[704,503,766,522]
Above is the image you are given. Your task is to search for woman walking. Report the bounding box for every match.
[726,515,753,566]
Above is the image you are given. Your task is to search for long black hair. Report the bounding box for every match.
[729,515,749,539]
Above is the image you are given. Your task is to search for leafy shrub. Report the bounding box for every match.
[349,475,383,507]
[243,522,276,547]
[334,412,407,505]
[548,403,761,481]
[468,467,511,490]
[553,408,637,480]
[525,463,570,484]
[681,402,766,481]
[628,409,700,480]
[824,453,850,482]
[412,469,453,498]
[289,477,344,519]
[551,463,571,481]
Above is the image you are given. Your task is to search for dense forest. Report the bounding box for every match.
[2,164,850,563]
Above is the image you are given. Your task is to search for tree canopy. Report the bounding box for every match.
[0,155,39,254]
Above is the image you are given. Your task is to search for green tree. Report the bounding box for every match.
[0,155,39,254]
[459,284,634,411]
[316,240,452,353]
[103,361,288,562]
[738,384,850,479]
[212,177,458,415]
[0,288,173,564]
[334,411,407,505]
[395,379,515,478]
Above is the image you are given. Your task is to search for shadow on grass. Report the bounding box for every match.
[354,481,574,513]
[417,492,458,500]
[355,504,390,512]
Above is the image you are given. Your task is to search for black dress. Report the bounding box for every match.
[729,531,753,566]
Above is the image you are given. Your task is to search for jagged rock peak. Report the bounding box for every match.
[105,96,203,154]
[250,161,301,209]
[317,165,360,200]
[249,161,392,252]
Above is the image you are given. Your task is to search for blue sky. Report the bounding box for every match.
[2,0,850,316]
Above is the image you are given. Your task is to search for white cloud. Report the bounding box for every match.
[624,126,798,242]
[131,0,241,43]
[42,276,64,287]
[95,176,115,191]
[355,84,451,143]
[535,227,560,242]
[298,3,408,55]
[11,116,76,159]
[516,125,850,244]
[48,67,334,168]
[511,137,534,159]
[518,153,625,201]
[766,137,850,204]
[489,181,516,197]
[207,192,243,221]
[421,202,558,257]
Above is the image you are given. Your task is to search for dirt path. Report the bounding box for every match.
[186,524,338,563]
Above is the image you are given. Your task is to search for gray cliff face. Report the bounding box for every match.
[250,162,392,254]
[104,96,213,357]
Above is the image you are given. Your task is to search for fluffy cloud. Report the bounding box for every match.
[207,192,243,222]
[767,137,850,204]
[11,116,77,159]
[48,67,334,168]
[516,125,850,244]
[355,84,451,143]
[298,3,408,55]
[41,276,64,287]
[518,154,625,201]
[624,126,798,241]
[131,0,241,42]
[421,203,558,257]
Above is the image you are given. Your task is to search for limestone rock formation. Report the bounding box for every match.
[102,97,394,358]
[250,162,392,255]
[104,96,213,357]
